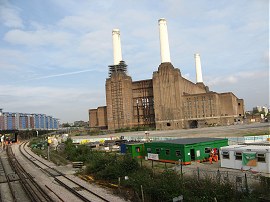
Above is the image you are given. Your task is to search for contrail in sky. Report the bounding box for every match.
[32,69,94,80]
[18,69,95,82]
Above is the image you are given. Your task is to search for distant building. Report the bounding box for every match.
[253,106,262,113]
[89,19,244,131]
[0,109,59,130]
[262,107,269,115]
[74,120,88,127]
[88,106,108,129]
[253,106,269,115]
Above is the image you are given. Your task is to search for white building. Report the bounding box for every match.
[220,144,270,174]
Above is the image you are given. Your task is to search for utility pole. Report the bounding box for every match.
[136,99,140,129]
[47,136,50,161]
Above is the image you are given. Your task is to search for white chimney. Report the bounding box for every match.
[194,53,203,83]
[112,29,122,65]
[158,18,171,63]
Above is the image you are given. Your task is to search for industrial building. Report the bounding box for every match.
[89,18,244,131]
[0,109,59,130]
[144,138,228,164]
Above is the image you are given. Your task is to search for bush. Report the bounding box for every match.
[85,154,140,181]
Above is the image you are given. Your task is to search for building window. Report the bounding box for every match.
[176,150,181,157]
[165,149,170,155]
[235,152,242,160]
[147,148,151,153]
[167,123,171,126]
[156,148,160,154]
[222,151,229,159]
[205,147,211,154]
[257,153,266,162]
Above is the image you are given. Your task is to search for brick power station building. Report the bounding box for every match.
[89,19,244,131]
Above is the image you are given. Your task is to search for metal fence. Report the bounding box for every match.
[178,166,267,192]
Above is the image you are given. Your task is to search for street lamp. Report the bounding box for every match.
[136,99,140,129]
[47,135,51,161]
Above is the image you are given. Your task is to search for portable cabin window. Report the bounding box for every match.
[156,148,160,154]
[257,153,266,162]
[165,149,170,155]
[135,147,141,153]
[234,152,242,160]
[222,151,229,159]
[176,150,181,157]
[205,147,211,154]
[147,148,151,153]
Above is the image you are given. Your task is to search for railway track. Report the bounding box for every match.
[0,146,54,202]
[18,142,110,202]
[6,146,54,202]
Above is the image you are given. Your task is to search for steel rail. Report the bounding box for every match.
[7,146,54,202]
[0,156,17,201]
[20,141,110,202]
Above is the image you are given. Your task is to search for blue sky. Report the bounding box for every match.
[0,0,269,123]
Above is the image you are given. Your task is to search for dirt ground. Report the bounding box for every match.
[87,122,269,139]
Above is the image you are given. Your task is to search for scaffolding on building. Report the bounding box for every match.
[108,60,128,77]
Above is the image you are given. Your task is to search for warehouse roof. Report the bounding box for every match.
[153,137,227,145]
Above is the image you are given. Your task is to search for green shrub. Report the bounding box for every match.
[85,154,140,181]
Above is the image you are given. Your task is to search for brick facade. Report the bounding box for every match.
[89,62,244,130]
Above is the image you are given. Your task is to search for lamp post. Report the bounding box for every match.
[47,122,50,161]
[47,136,50,161]
[136,99,140,129]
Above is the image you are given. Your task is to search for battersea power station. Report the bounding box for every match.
[89,19,244,131]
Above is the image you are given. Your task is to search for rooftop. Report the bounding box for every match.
[153,137,227,145]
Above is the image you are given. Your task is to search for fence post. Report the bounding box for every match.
[118,177,121,191]
[217,169,221,184]
[141,185,144,202]
[197,167,200,181]
[244,173,249,194]
[180,160,183,177]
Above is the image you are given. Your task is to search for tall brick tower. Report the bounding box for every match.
[153,19,207,130]
[106,29,134,130]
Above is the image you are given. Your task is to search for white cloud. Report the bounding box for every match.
[0,1,268,122]
[206,69,268,87]
[0,0,24,28]
[0,85,104,122]
[58,15,109,32]
[4,29,72,47]
[0,49,27,70]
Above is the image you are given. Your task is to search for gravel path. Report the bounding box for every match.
[12,143,128,202]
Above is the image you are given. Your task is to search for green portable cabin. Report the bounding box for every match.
[144,138,228,164]
[126,143,144,158]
